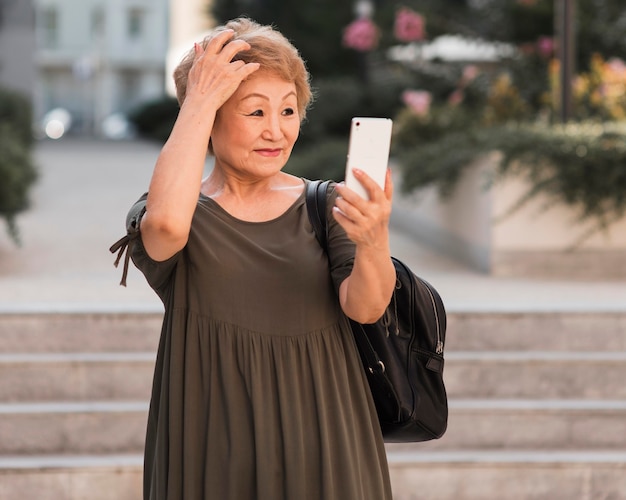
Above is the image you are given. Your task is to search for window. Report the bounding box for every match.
[120,70,142,108]
[38,6,58,48]
[127,8,144,40]
[91,6,105,41]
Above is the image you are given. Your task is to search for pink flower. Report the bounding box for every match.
[402,89,432,116]
[608,57,626,75]
[448,89,464,106]
[343,18,380,52]
[537,36,554,58]
[394,8,426,43]
[461,65,479,84]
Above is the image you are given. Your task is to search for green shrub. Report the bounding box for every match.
[0,87,37,244]
[292,70,408,180]
[0,87,33,146]
[298,77,365,147]
[0,124,37,243]
[285,139,348,182]
[129,97,179,143]
[395,120,626,244]
[210,0,358,78]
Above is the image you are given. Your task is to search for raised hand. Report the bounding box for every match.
[185,29,260,110]
[333,168,394,250]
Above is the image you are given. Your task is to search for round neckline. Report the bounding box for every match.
[198,179,307,225]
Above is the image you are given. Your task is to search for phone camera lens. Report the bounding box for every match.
[356,121,360,127]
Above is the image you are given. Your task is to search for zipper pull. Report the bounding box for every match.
[393,281,400,335]
[436,340,444,355]
[382,309,391,337]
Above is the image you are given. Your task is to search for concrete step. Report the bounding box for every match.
[3,311,626,353]
[386,450,626,500]
[2,451,626,500]
[3,399,626,455]
[3,350,626,402]
[391,399,626,451]
[445,351,626,399]
[0,455,142,500]
[0,312,162,353]
[0,402,147,455]
[1,310,624,500]
[0,353,154,402]
[446,311,626,351]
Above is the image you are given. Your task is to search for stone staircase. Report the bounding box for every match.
[1,311,626,499]
[387,311,626,500]
[0,312,159,500]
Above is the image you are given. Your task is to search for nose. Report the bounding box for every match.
[262,114,283,140]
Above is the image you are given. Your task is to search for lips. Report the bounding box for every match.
[255,148,282,157]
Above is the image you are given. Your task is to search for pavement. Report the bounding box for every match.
[1,137,625,314]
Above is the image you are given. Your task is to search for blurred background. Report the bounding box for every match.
[2,1,626,499]
[3,0,626,275]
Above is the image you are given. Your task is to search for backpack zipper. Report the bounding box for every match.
[419,278,444,354]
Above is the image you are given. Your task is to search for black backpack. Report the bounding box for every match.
[306,180,448,442]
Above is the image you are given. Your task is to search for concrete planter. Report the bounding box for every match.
[391,153,626,280]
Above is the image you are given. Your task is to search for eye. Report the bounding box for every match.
[249,109,264,117]
[282,107,295,116]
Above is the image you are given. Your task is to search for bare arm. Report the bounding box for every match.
[140,30,260,261]
[334,169,396,324]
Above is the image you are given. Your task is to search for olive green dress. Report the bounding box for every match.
[126,180,392,500]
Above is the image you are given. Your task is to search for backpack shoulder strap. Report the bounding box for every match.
[305,179,332,252]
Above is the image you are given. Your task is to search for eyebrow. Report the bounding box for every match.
[240,91,297,102]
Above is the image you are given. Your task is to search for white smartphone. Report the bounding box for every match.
[344,117,393,200]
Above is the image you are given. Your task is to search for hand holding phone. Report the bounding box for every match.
[344,117,393,200]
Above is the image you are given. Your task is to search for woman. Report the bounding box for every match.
[113,17,396,500]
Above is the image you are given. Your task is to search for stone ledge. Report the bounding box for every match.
[387,452,626,500]
[493,249,626,280]
[391,157,626,281]
[0,456,142,500]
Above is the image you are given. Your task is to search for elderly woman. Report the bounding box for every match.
[115,17,395,500]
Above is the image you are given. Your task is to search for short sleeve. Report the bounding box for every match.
[324,183,356,293]
[126,200,180,297]
[109,193,180,297]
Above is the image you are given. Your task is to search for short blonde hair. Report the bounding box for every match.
[173,18,313,121]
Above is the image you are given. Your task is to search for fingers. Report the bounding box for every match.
[197,30,251,63]
[339,168,389,206]
[335,173,391,223]
[384,168,394,201]
[199,29,236,56]
[186,30,260,106]
[334,167,393,244]
[353,168,381,201]
[333,196,363,223]
[332,192,390,249]
[196,32,260,76]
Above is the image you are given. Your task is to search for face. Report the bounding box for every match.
[211,72,300,180]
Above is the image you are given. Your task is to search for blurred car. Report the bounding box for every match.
[101,112,136,140]
[40,107,73,139]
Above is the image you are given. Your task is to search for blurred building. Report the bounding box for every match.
[32,0,170,137]
[166,0,213,97]
[0,0,36,96]
[1,0,215,138]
